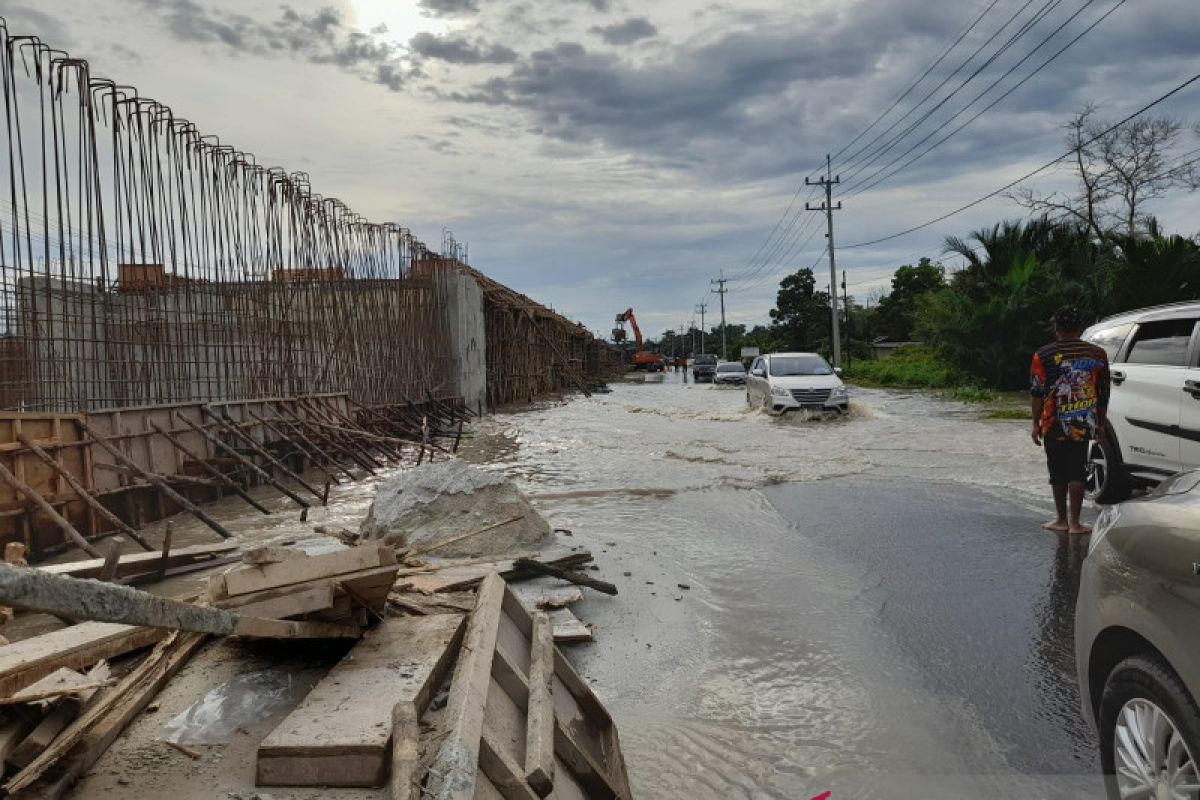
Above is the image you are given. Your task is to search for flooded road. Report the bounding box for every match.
[460,375,1104,799]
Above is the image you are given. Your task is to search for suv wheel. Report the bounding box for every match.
[1099,655,1200,800]
[1087,435,1131,505]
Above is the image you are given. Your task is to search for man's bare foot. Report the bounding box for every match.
[1068,523,1092,535]
[1042,519,1069,532]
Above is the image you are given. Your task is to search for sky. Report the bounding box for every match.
[11,0,1199,340]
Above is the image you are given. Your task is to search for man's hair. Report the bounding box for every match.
[1051,305,1085,332]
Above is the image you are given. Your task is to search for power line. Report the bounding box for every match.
[845,0,1124,198]
[841,71,1200,250]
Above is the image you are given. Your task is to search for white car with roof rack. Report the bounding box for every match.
[746,352,849,415]
[1082,300,1200,503]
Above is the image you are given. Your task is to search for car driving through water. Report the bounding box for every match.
[713,362,747,385]
[745,352,849,414]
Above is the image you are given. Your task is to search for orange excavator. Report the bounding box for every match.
[613,308,662,371]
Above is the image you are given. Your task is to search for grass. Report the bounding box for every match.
[845,346,1030,418]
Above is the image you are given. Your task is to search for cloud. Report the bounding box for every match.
[419,0,481,17]
[132,1,416,91]
[1,3,73,45]
[409,32,517,65]
[590,17,657,46]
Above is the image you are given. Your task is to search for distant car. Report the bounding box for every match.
[1074,470,1200,799]
[713,362,747,385]
[745,352,848,414]
[692,354,718,383]
[1082,301,1200,504]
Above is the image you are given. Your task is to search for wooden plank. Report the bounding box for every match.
[0,710,41,765]
[242,546,303,566]
[231,616,361,640]
[404,553,592,595]
[38,542,239,580]
[480,734,540,800]
[226,584,334,620]
[547,609,593,645]
[425,574,507,800]
[524,612,555,796]
[6,632,207,793]
[389,702,421,800]
[215,545,395,599]
[7,665,107,769]
[257,613,465,788]
[0,623,164,698]
[2,668,91,704]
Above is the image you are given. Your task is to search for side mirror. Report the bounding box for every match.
[834,367,843,377]
[751,368,765,378]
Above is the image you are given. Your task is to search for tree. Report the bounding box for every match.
[1011,105,1199,240]
[874,257,945,340]
[769,268,830,351]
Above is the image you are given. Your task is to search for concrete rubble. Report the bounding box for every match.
[0,457,627,799]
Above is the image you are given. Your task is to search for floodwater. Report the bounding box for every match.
[460,374,1105,799]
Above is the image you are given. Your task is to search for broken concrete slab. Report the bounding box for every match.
[360,460,551,558]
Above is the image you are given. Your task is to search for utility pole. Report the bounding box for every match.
[690,318,697,354]
[806,154,842,369]
[710,271,728,361]
[695,301,708,354]
[842,270,851,370]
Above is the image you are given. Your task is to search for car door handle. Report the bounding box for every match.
[1111,370,1125,385]
[1184,379,1200,398]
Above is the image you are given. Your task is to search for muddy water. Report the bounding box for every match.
[461,375,1101,799]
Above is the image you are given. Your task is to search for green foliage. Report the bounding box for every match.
[769,269,832,351]
[842,345,961,388]
[874,257,946,340]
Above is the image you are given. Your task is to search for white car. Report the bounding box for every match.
[746,352,849,415]
[1082,301,1200,503]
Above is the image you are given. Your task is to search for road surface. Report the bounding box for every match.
[462,375,1105,798]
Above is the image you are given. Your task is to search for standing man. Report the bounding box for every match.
[1030,306,1110,534]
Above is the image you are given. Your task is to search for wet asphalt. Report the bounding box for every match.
[462,379,1108,798]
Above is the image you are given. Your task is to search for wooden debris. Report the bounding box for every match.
[6,631,207,794]
[5,543,27,566]
[422,574,631,799]
[242,546,304,566]
[401,551,592,594]
[525,611,555,796]
[0,709,42,766]
[163,739,201,760]
[257,614,465,788]
[38,541,239,581]
[513,558,617,596]
[0,623,164,698]
[0,666,109,707]
[226,584,335,621]
[545,608,593,644]
[0,565,358,640]
[7,664,108,769]
[211,545,395,599]
[408,514,526,557]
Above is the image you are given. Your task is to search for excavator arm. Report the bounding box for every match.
[615,308,644,352]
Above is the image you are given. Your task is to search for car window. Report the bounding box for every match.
[1085,323,1134,362]
[717,363,743,373]
[768,355,833,376]
[751,358,764,372]
[1124,318,1197,367]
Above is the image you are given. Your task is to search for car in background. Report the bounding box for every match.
[713,362,747,385]
[745,352,848,414]
[1074,469,1200,799]
[1082,301,1200,503]
[692,354,718,383]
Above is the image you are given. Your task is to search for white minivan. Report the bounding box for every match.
[746,352,849,415]
[1082,301,1200,503]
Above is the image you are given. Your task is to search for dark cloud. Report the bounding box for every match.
[132,1,416,91]
[409,32,517,65]
[419,0,481,17]
[590,17,657,46]
[580,0,611,10]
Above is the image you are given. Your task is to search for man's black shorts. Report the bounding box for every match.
[1044,437,1089,485]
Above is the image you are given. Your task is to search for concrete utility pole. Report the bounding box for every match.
[710,272,728,361]
[690,318,697,354]
[695,301,708,354]
[842,270,852,370]
[806,154,842,369]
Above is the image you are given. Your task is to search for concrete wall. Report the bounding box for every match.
[436,270,487,414]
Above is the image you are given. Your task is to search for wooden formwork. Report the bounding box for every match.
[0,394,467,560]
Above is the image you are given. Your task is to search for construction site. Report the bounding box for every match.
[0,18,631,800]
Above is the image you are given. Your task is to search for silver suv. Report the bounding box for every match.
[1083,302,1200,503]
[1075,470,1200,799]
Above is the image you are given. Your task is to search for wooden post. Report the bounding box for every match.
[0,461,102,558]
[78,422,235,541]
[172,413,310,511]
[158,523,173,580]
[199,407,325,503]
[148,422,272,515]
[16,434,155,552]
[245,409,341,486]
